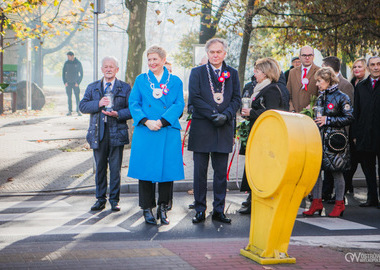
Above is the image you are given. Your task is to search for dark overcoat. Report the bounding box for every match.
[79,78,132,149]
[188,62,241,153]
[352,77,380,152]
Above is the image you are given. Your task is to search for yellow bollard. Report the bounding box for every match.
[240,110,322,264]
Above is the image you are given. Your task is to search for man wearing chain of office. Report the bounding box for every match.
[188,38,241,224]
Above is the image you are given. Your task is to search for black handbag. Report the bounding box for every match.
[325,130,348,153]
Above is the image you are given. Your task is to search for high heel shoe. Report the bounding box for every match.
[143,208,157,225]
[303,199,323,217]
[157,204,169,225]
[328,200,345,217]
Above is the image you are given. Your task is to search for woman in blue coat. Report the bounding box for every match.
[128,46,185,225]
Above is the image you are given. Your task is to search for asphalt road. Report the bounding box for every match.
[0,190,379,250]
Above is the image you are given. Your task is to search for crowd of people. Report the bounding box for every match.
[76,38,380,226]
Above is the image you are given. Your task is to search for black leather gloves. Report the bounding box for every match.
[211,113,227,127]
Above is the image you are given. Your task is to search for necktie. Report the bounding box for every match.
[105,82,111,94]
[215,69,220,77]
[373,79,377,89]
[302,68,308,91]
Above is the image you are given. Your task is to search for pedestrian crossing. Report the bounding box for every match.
[0,197,378,248]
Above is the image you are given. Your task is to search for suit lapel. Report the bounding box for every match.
[294,66,303,91]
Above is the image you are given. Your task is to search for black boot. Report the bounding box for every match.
[143,208,157,225]
[157,204,170,225]
[241,193,251,207]
[238,204,251,214]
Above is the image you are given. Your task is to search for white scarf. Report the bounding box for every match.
[251,78,271,99]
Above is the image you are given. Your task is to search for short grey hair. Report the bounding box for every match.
[147,45,167,59]
[367,56,380,67]
[205,38,228,52]
[101,56,119,68]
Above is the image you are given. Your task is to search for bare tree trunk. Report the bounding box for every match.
[238,0,255,91]
[125,0,147,86]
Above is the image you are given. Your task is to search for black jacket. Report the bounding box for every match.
[316,86,353,171]
[239,82,283,155]
[188,62,241,153]
[62,58,83,84]
[242,72,289,112]
[352,76,380,152]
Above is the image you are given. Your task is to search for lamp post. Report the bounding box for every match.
[93,0,105,81]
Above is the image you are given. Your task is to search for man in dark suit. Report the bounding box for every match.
[188,38,241,223]
[352,56,380,208]
[287,46,320,112]
[321,56,355,201]
[79,56,132,212]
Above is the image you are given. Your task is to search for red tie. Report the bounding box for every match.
[373,79,378,89]
[303,68,308,91]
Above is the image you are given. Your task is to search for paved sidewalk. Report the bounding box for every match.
[0,238,378,269]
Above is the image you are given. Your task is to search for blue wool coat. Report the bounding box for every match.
[128,68,185,182]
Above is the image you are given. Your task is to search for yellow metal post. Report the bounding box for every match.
[240,110,322,264]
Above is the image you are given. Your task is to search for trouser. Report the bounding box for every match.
[93,124,124,203]
[139,180,173,209]
[343,144,361,192]
[66,83,80,112]
[193,152,229,213]
[313,171,345,201]
[360,151,380,203]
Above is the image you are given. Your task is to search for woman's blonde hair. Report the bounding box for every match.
[146,45,167,59]
[255,58,280,82]
[315,67,339,85]
[349,58,368,81]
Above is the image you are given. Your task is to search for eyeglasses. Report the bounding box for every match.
[301,54,314,58]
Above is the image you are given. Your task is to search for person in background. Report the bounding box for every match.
[303,67,353,218]
[79,56,132,212]
[62,51,83,116]
[128,46,185,225]
[238,58,284,214]
[284,56,301,83]
[352,56,380,208]
[343,58,369,194]
[287,46,320,112]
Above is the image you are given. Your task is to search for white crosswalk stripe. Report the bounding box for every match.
[0,199,131,239]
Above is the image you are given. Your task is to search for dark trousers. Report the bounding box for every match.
[138,180,173,209]
[66,83,80,112]
[93,124,124,203]
[360,151,380,203]
[193,152,229,213]
[322,171,334,197]
[343,145,361,192]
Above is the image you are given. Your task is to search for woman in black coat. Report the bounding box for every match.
[303,67,353,218]
[238,58,284,214]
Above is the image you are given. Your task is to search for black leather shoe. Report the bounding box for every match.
[238,205,251,214]
[143,208,157,225]
[91,200,106,211]
[157,204,169,225]
[110,201,121,211]
[188,201,195,209]
[359,201,379,207]
[241,193,251,207]
[192,211,205,223]
[212,212,231,223]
